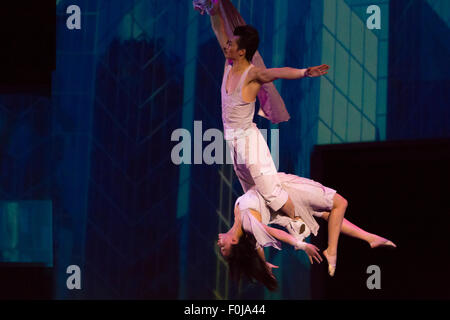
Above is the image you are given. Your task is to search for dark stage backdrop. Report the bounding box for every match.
[310,139,450,299]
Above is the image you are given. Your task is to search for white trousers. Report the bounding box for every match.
[226,125,288,212]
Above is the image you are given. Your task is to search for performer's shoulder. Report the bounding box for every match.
[248,65,260,73]
[247,65,263,82]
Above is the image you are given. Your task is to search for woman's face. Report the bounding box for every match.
[217,232,237,257]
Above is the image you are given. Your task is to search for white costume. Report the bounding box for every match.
[222,63,289,212]
[194,0,293,214]
[236,172,337,249]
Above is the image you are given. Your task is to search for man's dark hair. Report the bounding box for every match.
[233,25,260,62]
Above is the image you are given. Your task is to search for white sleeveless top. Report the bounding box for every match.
[236,189,282,250]
[221,63,257,140]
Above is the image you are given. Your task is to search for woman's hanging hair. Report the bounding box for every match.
[225,230,278,291]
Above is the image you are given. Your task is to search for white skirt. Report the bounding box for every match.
[272,172,337,236]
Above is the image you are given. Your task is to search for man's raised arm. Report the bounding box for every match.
[194,1,229,57]
[209,4,228,57]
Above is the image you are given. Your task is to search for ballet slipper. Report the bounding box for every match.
[323,249,337,277]
[369,236,397,249]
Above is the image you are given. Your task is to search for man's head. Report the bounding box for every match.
[224,25,259,62]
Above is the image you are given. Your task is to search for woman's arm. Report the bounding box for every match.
[262,225,298,246]
[263,224,323,264]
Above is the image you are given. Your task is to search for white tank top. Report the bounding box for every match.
[221,64,256,140]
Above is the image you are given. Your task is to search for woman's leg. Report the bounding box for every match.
[322,193,347,276]
[319,212,396,249]
[325,193,347,254]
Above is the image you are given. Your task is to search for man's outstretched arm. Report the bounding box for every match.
[252,64,330,84]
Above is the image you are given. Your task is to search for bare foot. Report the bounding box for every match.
[369,235,397,249]
[323,249,337,277]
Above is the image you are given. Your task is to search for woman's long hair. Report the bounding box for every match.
[225,230,278,291]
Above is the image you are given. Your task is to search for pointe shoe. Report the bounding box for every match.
[323,250,337,277]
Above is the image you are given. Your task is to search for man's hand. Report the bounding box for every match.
[305,64,329,77]
[304,243,323,264]
[193,0,219,16]
[194,7,206,15]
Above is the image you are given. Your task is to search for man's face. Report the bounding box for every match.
[224,36,244,60]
